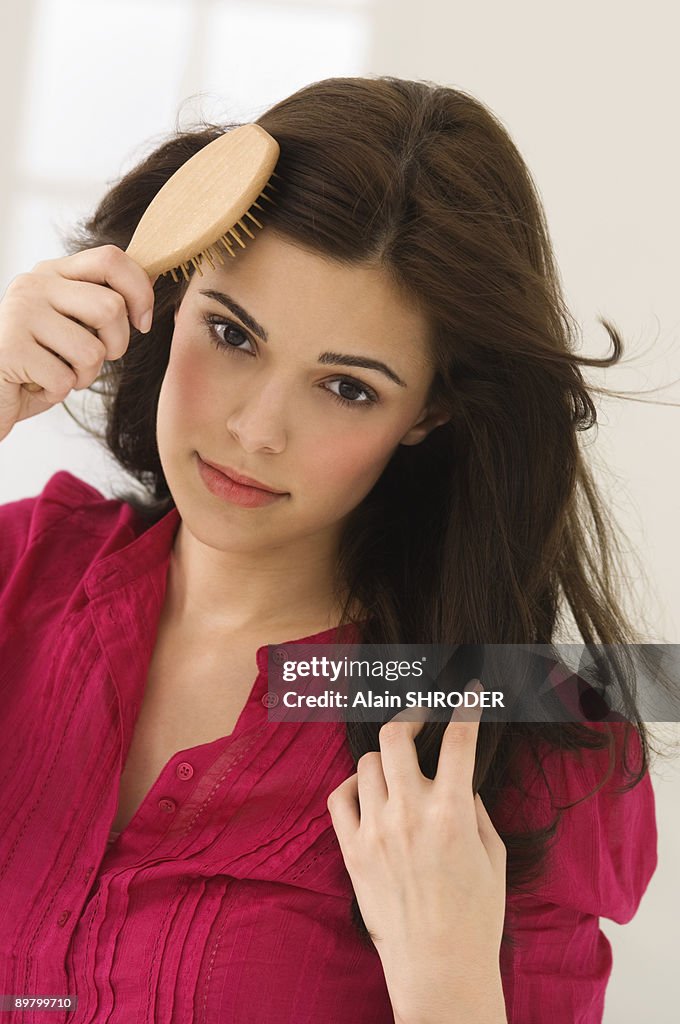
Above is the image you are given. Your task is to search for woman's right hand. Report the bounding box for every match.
[0,244,157,442]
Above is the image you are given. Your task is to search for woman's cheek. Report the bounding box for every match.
[166,342,221,419]
[307,427,394,498]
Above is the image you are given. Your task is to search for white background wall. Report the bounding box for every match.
[0,0,678,1018]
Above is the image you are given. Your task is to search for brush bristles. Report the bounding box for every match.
[237,219,255,240]
[244,209,263,229]
[165,180,277,284]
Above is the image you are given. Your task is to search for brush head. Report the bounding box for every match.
[126,123,280,279]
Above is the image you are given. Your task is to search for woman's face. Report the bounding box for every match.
[156,230,448,553]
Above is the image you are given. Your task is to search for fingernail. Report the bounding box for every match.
[139,309,153,333]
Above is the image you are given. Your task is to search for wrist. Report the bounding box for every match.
[391,968,508,1024]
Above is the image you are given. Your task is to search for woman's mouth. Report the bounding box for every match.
[195,453,288,509]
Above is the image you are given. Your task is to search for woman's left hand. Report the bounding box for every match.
[326,679,508,1024]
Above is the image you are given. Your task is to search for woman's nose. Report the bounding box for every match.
[225,378,288,453]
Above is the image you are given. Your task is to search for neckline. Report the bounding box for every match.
[254,618,366,672]
[105,619,369,852]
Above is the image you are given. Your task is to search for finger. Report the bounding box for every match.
[356,750,389,817]
[376,707,429,797]
[433,680,484,802]
[44,245,155,335]
[31,275,131,363]
[25,299,110,387]
[327,773,361,846]
[453,678,485,724]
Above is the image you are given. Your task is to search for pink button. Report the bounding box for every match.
[176,761,194,780]
[158,798,176,814]
[57,910,71,927]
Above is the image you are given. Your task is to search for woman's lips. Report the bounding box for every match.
[196,454,288,508]
[199,456,286,493]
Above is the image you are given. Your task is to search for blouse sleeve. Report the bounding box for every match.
[496,721,658,1023]
[0,470,104,595]
[0,490,36,584]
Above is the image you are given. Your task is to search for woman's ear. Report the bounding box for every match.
[399,404,450,446]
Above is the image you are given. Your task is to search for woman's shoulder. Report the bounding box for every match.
[0,470,132,583]
[1,467,113,535]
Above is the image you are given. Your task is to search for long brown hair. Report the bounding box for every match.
[59,75,677,952]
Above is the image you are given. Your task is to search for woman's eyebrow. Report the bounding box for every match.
[199,289,268,341]
[198,288,408,387]
[317,351,406,387]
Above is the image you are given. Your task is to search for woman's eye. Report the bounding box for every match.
[325,380,378,408]
[203,314,253,355]
[201,313,378,410]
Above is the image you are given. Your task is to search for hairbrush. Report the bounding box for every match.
[22,123,280,392]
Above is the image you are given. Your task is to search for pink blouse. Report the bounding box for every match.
[0,470,658,1022]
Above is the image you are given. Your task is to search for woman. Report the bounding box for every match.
[0,76,667,1023]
